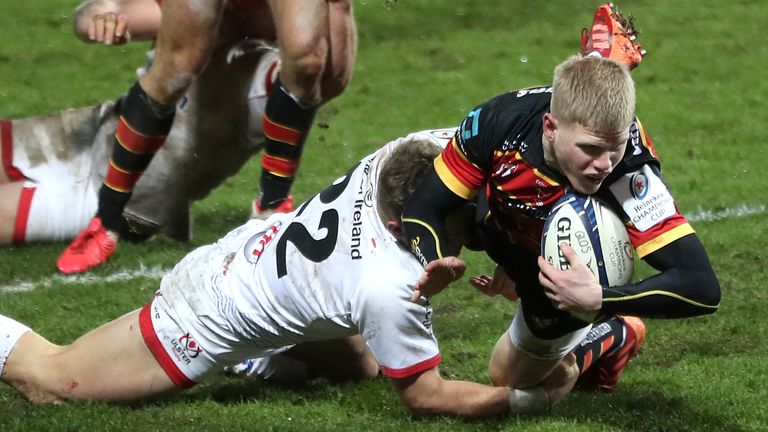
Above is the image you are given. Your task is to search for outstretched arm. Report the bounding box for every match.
[601,233,720,317]
[73,0,162,45]
[389,358,577,418]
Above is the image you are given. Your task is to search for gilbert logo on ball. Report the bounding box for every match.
[541,192,634,286]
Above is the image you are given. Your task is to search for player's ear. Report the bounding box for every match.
[542,112,557,143]
[386,220,404,238]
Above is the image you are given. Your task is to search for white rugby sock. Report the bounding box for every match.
[0,314,31,379]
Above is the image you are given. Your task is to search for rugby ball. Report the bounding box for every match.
[541,192,634,286]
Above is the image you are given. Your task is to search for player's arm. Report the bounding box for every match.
[543,155,721,318]
[73,0,161,45]
[401,165,472,299]
[401,164,472,266]
[389,358,577,418]
[599,233,720,318]
[402,110,496,298]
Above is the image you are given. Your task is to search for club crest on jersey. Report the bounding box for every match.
[630,172,649,200]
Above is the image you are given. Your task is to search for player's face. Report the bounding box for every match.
[551,122,628,194]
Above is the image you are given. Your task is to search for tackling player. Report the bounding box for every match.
[400,4,720,393]
[0,130,644,416]
[57,0,358,273]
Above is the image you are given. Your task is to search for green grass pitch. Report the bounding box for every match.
[1,1,767,431]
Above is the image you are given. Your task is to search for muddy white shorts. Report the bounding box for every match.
[508,306,592,360]
[138,219,292,388]
[4,114,104,243]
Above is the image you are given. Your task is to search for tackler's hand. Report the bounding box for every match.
[410,257,466,302]
[468,264,518,302]
[538,243,602,321]
[89,12,130,45]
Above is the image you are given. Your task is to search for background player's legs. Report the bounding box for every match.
[322,0,357,101]
[0,182,24,245]
[1,309,178,403]
[58,0,226,274]
[255,0,355,212]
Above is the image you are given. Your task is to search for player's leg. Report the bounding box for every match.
[254,0,332,214]
[0,182,25,245]
[283,335,379,382]
[0,119,27,244]
[1,310,177,403]
[490,313,646,391]
[321,0,356,101]
[229,335,378,384]
[488,311,590,389]
[580,3,646,69]
[57,0,226,274]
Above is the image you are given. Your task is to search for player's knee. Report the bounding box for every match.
[352,354,380,380]
[488,332,515,386]
[320,70,351,101]
[489,359,514,387]
[7,343,71,404]
[281,38,329,86]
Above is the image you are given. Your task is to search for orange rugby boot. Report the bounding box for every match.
[578,315,646,391]
[251,195,295,220]
[580,3,647,69]
[56,217,117,274]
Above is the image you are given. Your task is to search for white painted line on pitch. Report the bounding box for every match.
[1,204,764,294]
[685,204,766,223]
[0,264,169,293]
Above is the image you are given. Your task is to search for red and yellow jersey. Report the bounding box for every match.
[436,86,692,258]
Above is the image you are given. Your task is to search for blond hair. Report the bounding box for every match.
[550,55,635,134]
[377,138,441,221]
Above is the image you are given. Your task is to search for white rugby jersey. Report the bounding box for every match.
[214,128,456,378]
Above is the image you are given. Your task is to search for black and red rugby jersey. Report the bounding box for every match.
[435,86,692,257]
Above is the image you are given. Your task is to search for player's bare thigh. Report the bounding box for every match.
[141,0,226,104]
[286,335,379,382]
[322,0,356,100]
[0,182,24,245]
[266,0,332,101]
[218,0,276,44]
[488,330,561,389]
[3,309,177,403]
[0,139,11,184]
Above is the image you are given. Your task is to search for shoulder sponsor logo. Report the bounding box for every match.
[609,165,677,232]
[244,222,282,264]
[629,171,649,200]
